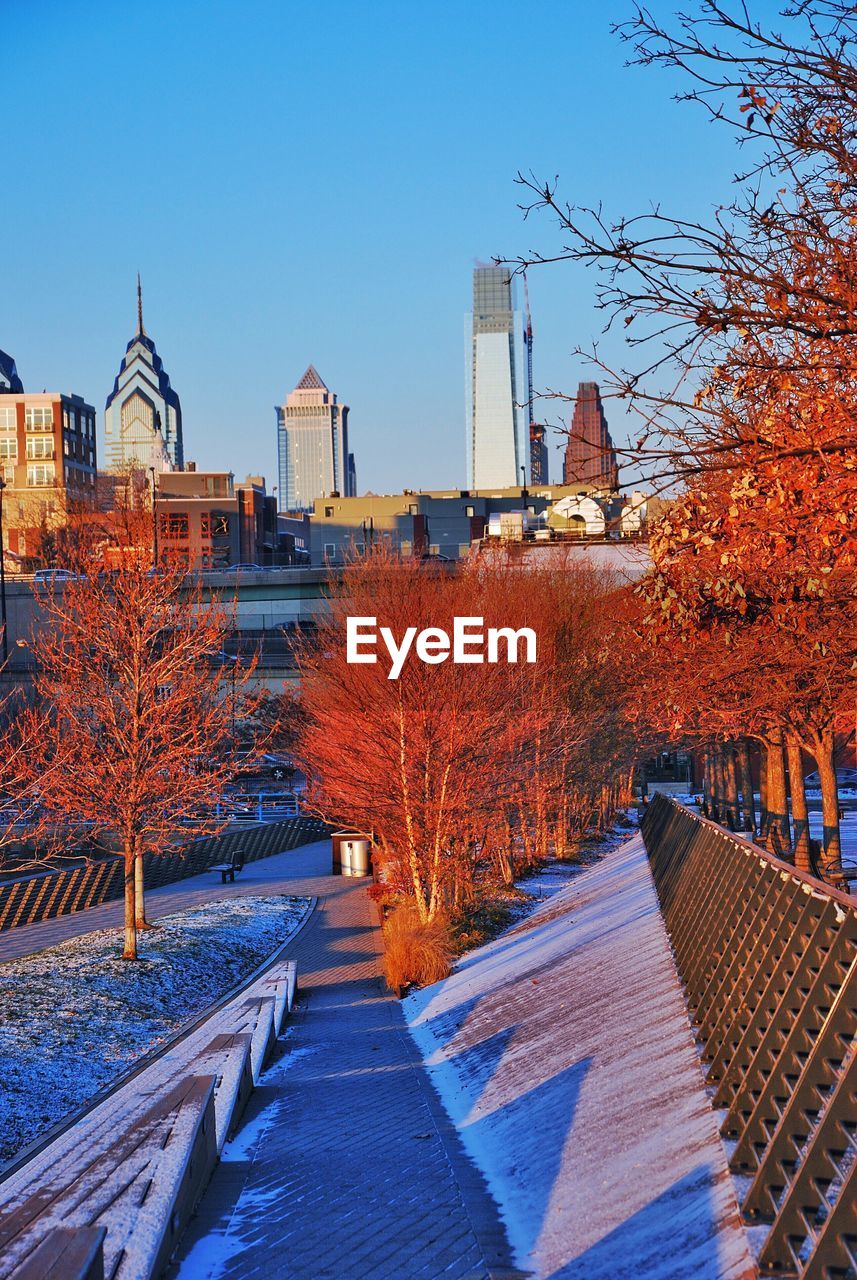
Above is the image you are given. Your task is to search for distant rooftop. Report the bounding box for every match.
[295,365,328,391]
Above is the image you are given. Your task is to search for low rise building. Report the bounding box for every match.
[154,469,297,569]
[301,483,656,565]
[0,390,98,567]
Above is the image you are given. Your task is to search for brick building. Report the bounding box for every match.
[562,382,619,491]
[0,386,98,567]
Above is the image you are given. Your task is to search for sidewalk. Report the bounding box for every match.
[0,839,334,963]
[171,853,512,1280]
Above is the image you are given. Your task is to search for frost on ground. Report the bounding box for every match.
[405,832,754,1280]
[507,815,639,921]
[0,894,311,1166]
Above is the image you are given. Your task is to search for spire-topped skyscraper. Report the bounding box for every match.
[104,278,183,472]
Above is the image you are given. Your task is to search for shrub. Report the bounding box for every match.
[382,902,453,994]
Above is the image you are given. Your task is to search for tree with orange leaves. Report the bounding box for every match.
[294,549,640,928]
[24,552,252,959]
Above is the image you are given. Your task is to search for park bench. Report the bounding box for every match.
[210,849,245,884]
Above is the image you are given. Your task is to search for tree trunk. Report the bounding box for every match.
[758,740,769,845]
[703,749,715,820]
[737,738,755,834]
[813,728,845,886]
[723,743,740,831]
[123,842,137,960]
[786,733,811,875]
[713,745,727,824]
[766,729,792,861]
[134,849,154,930]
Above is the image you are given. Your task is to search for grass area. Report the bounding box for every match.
[0,894,311,1167]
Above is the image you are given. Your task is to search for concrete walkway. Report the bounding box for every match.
[0,839,336,963]
[171,843,513,1280]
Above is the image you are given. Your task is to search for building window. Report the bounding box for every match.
[27,463,55,486]
[408,503,419,515]
[465,505,475,517]
[160,513,189,539]
[430,544,441,555]
[323,542,337,560]
[0,407,16,430]
[2,464,13,483]
[324,506,334,517]
[26,436,54,460]
[25,406,54,431]
[202,513,229,538]
[0,439,17,461]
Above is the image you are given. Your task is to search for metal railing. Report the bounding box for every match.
[641,794,856,1280]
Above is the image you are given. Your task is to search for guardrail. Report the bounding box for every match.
[0,816,328,932]
[641,794,856,1280]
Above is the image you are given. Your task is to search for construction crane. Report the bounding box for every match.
[522,270,548,484]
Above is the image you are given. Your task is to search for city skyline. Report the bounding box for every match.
[2,1,740,497]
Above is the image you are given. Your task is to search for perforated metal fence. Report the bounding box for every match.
[641,794,856,1280]
[0,816,329,932]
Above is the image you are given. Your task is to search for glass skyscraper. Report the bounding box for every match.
[276,365,354,512]
[466,266,524,489]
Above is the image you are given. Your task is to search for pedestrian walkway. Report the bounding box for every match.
[0,839,332,964]
[171,847,514,1280]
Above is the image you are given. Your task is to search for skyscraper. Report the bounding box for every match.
[0,349,24,395]
[467,266,523,489]
[104,278,183,472]
[562,381,619,491]
[276,365,354,512]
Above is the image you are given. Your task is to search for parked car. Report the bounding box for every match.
[227,563,266,573]
[229,750,295,782]
[803,767,857,789]
[33,568,79,584]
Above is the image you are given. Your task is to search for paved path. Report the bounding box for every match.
[171,844,514,1280]
[0,839,334,963]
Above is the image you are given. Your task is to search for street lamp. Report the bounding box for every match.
[217,649,239,738]
[0,478,8,665]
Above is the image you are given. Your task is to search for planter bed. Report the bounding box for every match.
[0,894,311,1166]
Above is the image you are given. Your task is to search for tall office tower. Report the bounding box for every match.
[104,277,183,472]
[0,349,24,394]
[276,365,354,512]
[562,381,619,490]
[530,423,549,485]
[467,266,523,489]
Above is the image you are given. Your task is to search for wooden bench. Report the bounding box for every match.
[210,850,245,883]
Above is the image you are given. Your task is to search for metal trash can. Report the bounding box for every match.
[332,831,372,876]
[331,831,351,874]
[346,838,371,878]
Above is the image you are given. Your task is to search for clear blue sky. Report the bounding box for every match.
[3,0,739,495]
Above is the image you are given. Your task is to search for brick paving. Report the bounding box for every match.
[171,845,513,1280]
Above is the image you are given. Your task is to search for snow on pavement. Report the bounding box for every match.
[405,832,755,1280]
